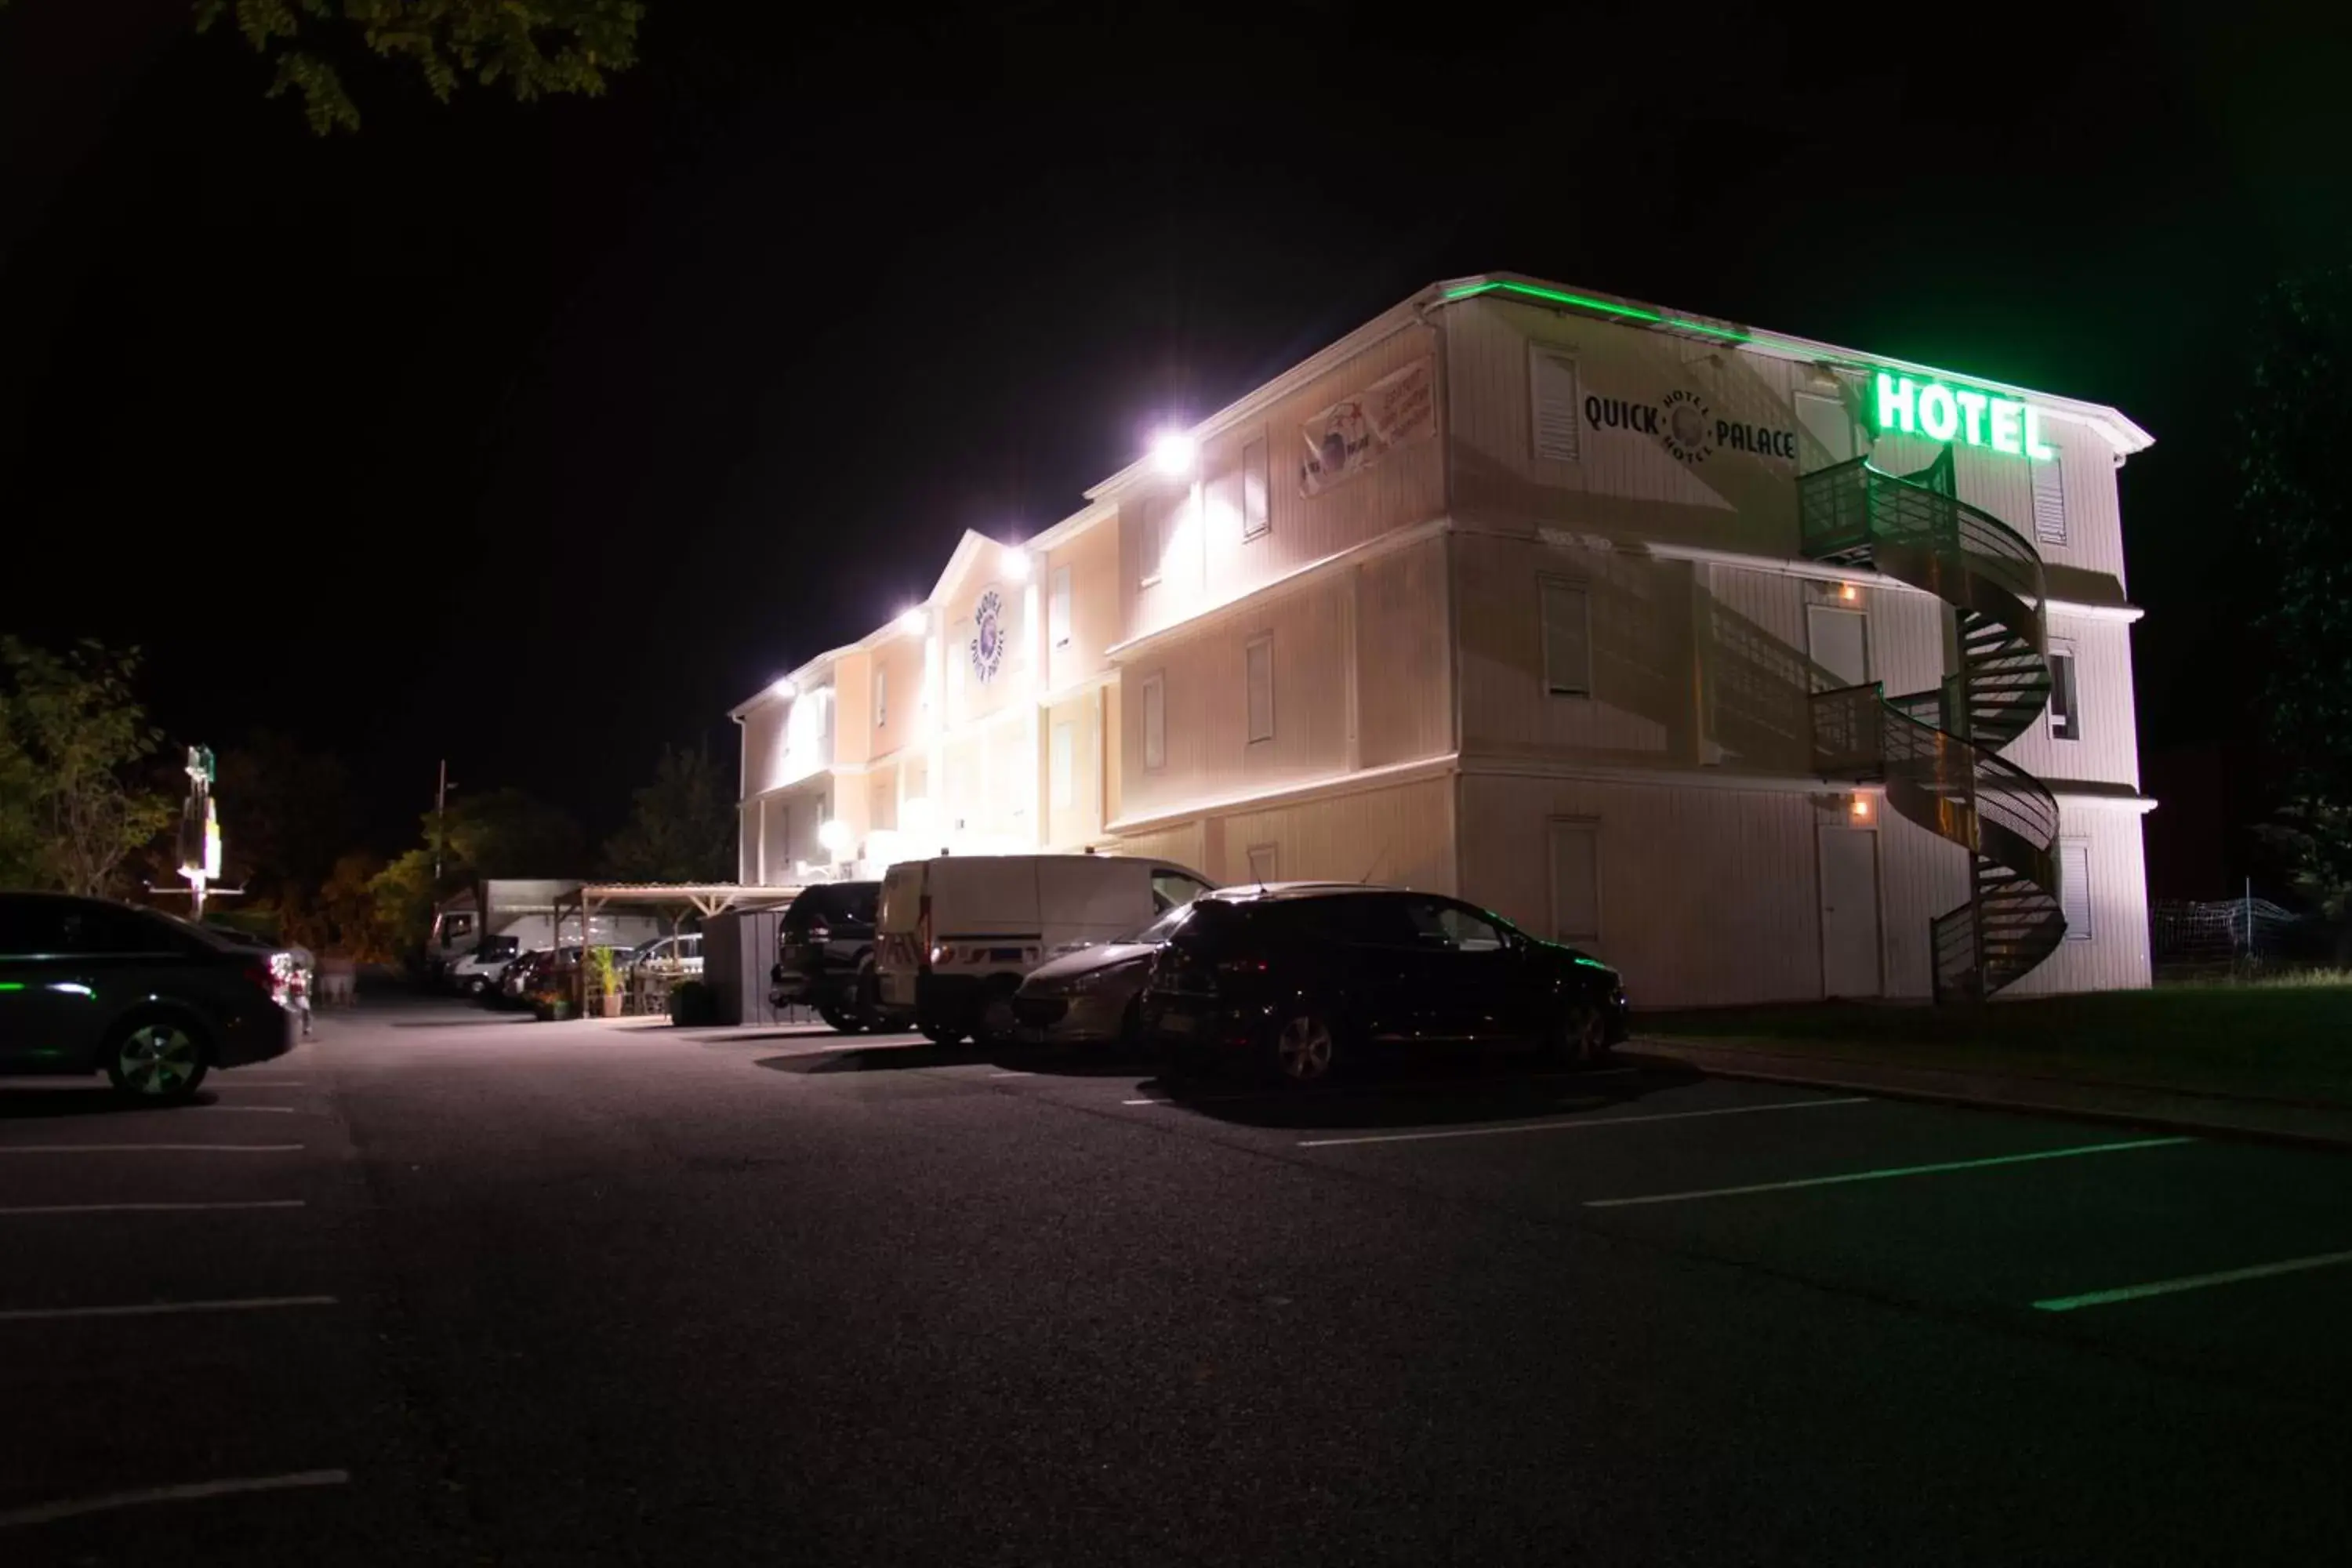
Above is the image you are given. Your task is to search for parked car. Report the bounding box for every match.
[495,947,554,1007]
[449,935,523,996]
[626,932,702,978]
[1011,882,1360,1048]
[877,854,1213,1046]
[770,882,880,1033]
[0,893,299,1100]
[1139,884,1628,1085]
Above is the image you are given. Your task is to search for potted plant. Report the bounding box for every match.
[590,946,623,1018]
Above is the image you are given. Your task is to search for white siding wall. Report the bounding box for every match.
[1992,615,2142,791]
[2004,803,2153,993]
[1122,322,1446,646]
[1210,778,1454,892]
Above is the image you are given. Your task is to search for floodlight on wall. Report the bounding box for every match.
[1150,430,1197,477]
[1849,793,1874,822]
[1838,582,1860,603]
[817,818,851,856]
[897,607,927,637]
[1001,547,1031,582]
[771,677,797,699]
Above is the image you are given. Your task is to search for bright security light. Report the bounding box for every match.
[817,818,851,855]
[771,677,797,699]
[896,607,927,637]
[1001,547,1031,582]
[1151,430,1197,477]
[1849,795,1873,821]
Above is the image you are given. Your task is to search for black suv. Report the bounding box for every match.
[770,881,881,1033]
[1139,885,1628,1084]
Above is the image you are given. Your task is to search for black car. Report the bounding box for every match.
[1139,885,1628,1084]
[770,881,881,1033]
[0,892,299,1100]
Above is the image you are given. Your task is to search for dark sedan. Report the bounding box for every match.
[1140,884,1628,1085]
[0,892,299,1100]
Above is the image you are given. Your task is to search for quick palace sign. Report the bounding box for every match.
[1871,371,2056,460]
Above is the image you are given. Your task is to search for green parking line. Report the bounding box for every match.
[1583,1136,2196,1209]
[2034,1249,2352,1313]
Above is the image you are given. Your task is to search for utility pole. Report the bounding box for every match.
[435,759,452,883]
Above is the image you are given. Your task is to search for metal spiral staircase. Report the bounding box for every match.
[1801,448,2065,1001]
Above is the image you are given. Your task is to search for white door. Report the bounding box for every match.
[1817,827,1882,998]
[1807,604,1870,691]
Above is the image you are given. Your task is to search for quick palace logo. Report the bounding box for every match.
[1584,389,1797,467]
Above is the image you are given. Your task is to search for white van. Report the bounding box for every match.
[877,855,1212,1044]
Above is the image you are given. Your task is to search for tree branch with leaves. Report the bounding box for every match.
[0,639,176,898]
[191,0,645,133]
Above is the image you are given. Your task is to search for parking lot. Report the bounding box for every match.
[5,1001,2349,1563]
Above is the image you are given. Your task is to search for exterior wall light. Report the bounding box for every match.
[817,818,851,857]
[897,607,927,637]
[1151,430,1197,477]
[1838,583,1859,602]
[1849,794,1873,822]
[771,677,797,699]
[1002,547,1031,582]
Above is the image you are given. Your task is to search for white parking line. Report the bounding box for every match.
[1584,1135,2197,1208]
[986,1071,1035,1079]
[193,1105,301,1114]
[0,1144,303,1155]
[1298,1096,1869,1148]
[0,1468,350,1529]
[215,1079,311,1087]
[0,1200,306,1218]
[0,1295,337,1324]
[2034,1248,2352,1313]
[1123,1065,1642,1107]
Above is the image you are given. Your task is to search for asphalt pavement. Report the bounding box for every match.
[4,996,2350,1565]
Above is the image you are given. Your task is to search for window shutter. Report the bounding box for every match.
[1142,673,1166,771]
[1530,347,1581,463]
[1050,565,1072,648]
[1242,436,1270,539]
[1541,580,1592,696]
[1794,390,1857,467]
[874,666,887,730]
[2032,450,2067,546]
[2060,840,2092,939]
[2047,646,2080,741]
[1051,721,1074,809]
[1245,636,1274,742]
[1548,822,1600,942]
[1247,843,1278,884]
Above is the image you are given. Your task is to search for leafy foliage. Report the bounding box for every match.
[2255,797,2352,924]
[0,639,175,898]
[601,742,734,884]
[192,0,646,134]
[2237,270,2352,800]
[442,786,586,879]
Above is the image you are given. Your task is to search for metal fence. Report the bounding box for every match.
[2150,895,2315,980]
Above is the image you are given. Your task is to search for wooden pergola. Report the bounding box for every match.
[553,883,804,1011]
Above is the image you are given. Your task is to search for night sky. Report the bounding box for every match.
[3,2,2345,888]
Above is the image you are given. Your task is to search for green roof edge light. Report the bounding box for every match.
[1438,278,2114,436]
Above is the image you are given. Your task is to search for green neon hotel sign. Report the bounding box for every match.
[1874,371,2055,459]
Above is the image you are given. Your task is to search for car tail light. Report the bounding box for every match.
[241,956,274,996]
[807,924,831,942]
[1217,958,1269,975]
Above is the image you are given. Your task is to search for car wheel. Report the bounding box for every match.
[1269,1011,1338,1087]
[974,982,1021,1048]
[1549,1004,1612,1067]
[103,1016,211,1102]
[817,996,866,1036]
[853,953,882,1029]
[919,1024,966,1047]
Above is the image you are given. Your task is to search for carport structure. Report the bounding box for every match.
[553,883,803,1012]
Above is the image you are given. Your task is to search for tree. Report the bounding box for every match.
[444,787,586,879]
[365,847,444,959]
[191,0,645,134]
[601,742,734,884]
[2237,269,2352,801]
[0,639,176,898]
[214,731,358,914]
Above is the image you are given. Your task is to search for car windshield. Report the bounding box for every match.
[1123,903,1195,944]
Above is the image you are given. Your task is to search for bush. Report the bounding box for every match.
[668,979,717,1026]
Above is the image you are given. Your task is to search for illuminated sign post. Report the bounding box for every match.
[1873,371,2056,459]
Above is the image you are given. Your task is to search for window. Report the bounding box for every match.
[874,666,888,730]
[1245,634,1274,743]
[1806,603,1871,690]
[1151,869,1211,912]
[1530,345,1581,463]
[1242,434,1271,539]
[1541,579,1592,697]
[1246,842,1278,884]
[2047,644,2081,742]
[2059,839,2092,940]
[2032,448,2067,546]
[1435,902,1506,952]
[1140,497,1169,587]
[1050,565,1073,648]
[1794,390,1857,468]
[1142,672,1166,771]
[1051,721,1075,810]
[1548,820,1601,942]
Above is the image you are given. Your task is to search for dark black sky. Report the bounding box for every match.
[3,1,2347,873]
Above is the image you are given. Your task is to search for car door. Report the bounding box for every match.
[1322,895,1446,1044]
[1387,897,1530,1042]
[0,896,79,1069]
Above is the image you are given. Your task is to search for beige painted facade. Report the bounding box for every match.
[731,274,2156,1004]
